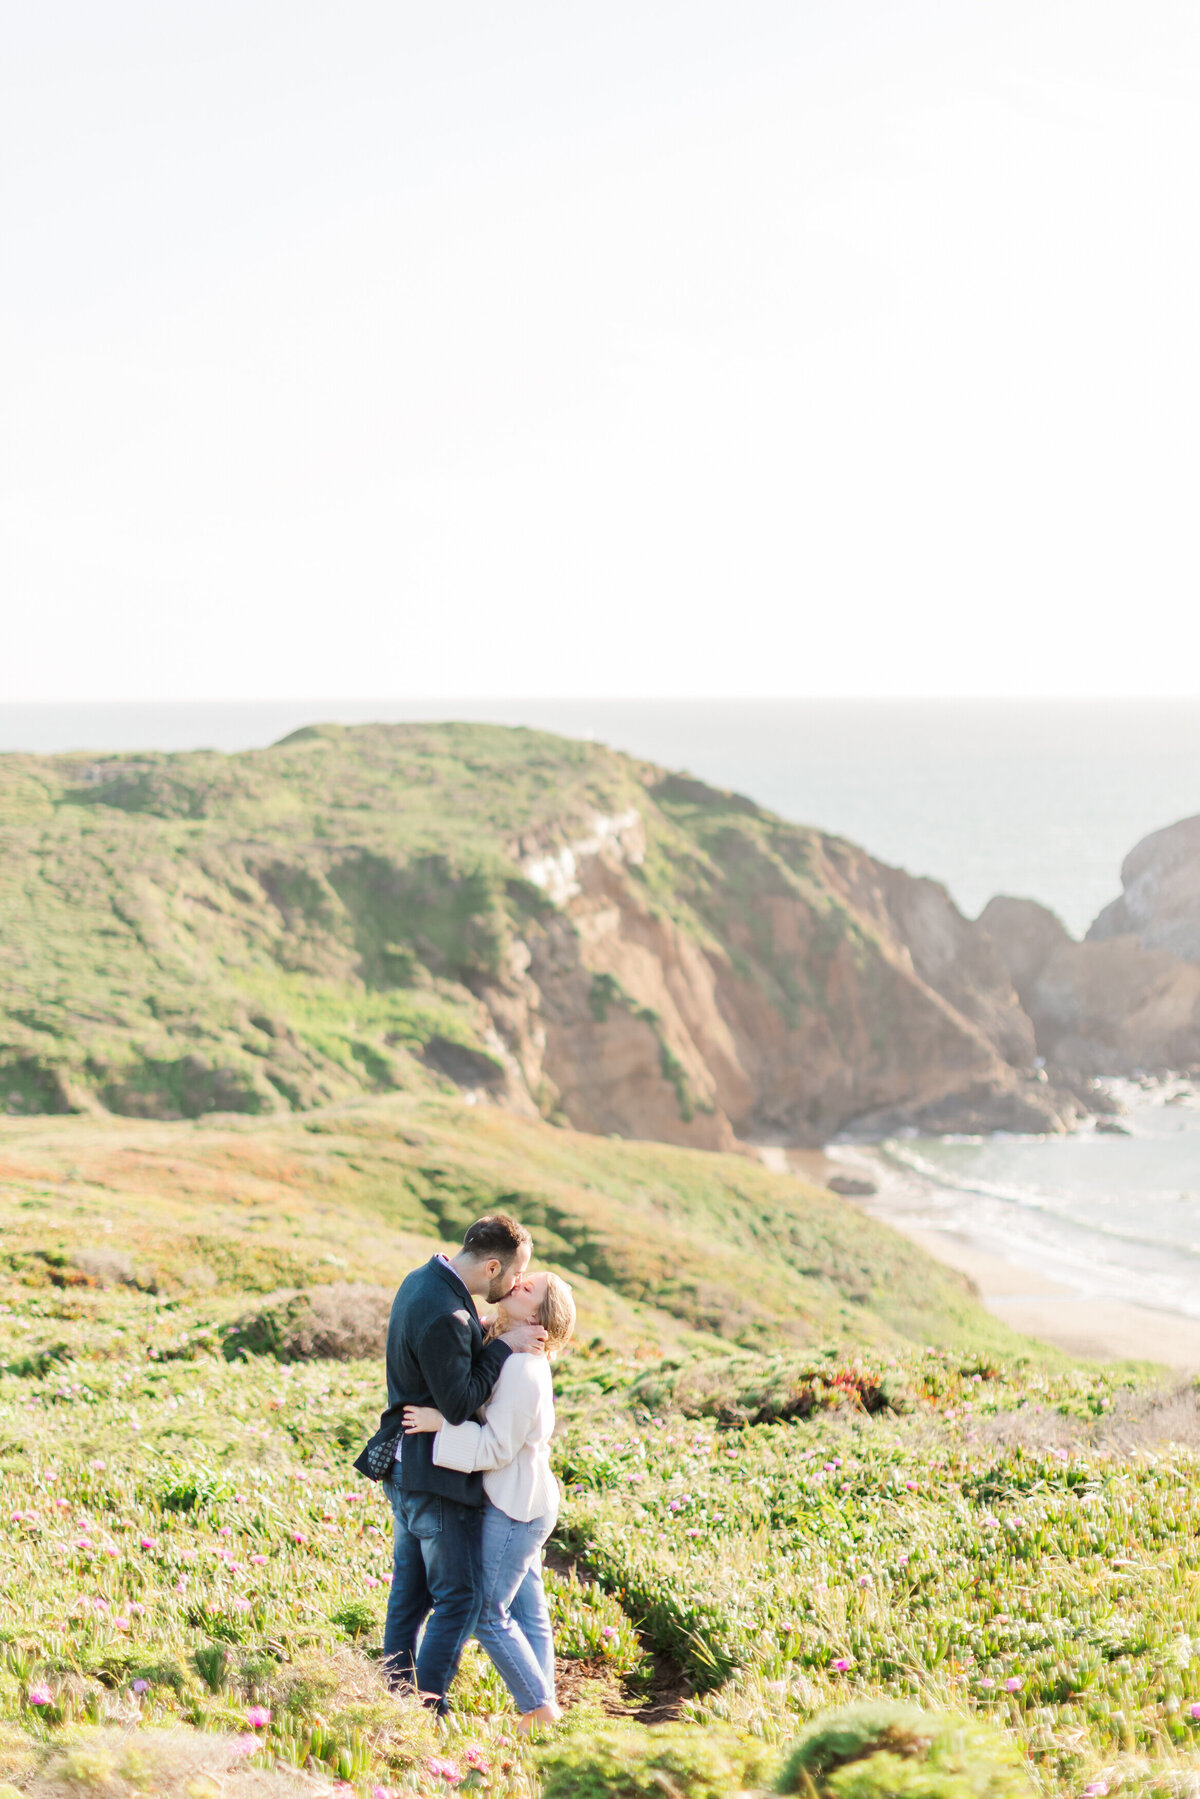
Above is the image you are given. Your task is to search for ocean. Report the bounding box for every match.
[838,1080,1200,1323]
[5,695,1200,1321]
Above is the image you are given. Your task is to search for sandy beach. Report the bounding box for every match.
[894,1224,1200,1370]
[756,1142,1200,1371]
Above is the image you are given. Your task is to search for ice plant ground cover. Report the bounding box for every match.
[0,1098,1196,1796]
[0,1284,1197,1796]
[557,1359,1200,1792]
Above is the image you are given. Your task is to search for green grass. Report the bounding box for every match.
[0,1095,1192,1797]
[556,1359,1200,1794]
[0,1093,1030,1356]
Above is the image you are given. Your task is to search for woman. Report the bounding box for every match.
[402,1269,575,1733]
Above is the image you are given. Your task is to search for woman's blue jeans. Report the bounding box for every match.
[475,1501,556,1714]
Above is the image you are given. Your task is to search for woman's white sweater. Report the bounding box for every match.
[431,1351,559,1523]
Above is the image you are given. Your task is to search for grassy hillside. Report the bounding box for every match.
[0,722,609,1118]
[0,1097,1188,1799]
[0,721,1058,1140]
[0,1092,1015,1356]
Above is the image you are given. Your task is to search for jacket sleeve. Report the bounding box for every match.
[433,1366,540,1473]
[416,1310,511,1426]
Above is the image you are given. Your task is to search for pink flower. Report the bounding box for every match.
[1004,1677,1023,1692]
[104,1546,119,1558]
[427,1758,464,1784]
[249,1554,267,1564]
[89,1460,105,1471]
[231,1598,252,1613]
[245,1706,271,1728]
[129,1603,145,1616]
[113,1617,130,1631]
[28,1685,52,1706]
[979,1678,995,1689]
[140,1536,156,1550]
[602,1625,618,1639]
[217,1526,231,1537]
[1082,1786,1109,1797]
[1190,1703,1200,1720]
[132,1680,150,1694]
[74,1537,93,1550]
[364,1577,380,1589]
[372,1788,392,1799]
[292,1531,308,1545]
[234,1735,259,1756]
[832,1658,851,1672]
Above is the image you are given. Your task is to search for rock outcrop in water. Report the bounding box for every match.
[978,816,1200,1080]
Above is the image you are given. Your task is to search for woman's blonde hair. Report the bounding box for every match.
[537,1271,576,1354]
[488,1271,575,1355]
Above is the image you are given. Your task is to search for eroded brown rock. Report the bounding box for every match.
[474,794,1070,1147]
[978,869,1200,1080]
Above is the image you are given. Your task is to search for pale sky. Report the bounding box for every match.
[3,2,1199,701]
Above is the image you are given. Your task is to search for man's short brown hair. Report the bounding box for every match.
[461,1213,531,1265]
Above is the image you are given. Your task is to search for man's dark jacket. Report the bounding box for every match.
[354,1257,511,1505]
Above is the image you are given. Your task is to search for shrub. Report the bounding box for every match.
[330,1601,377,1642]
[776,1703,1035,1799]
[536,1723,772,1799]
[222,1283,392,1361]
[156,1463,231,1514]
[71,1247,138,1288]
[630,1351,906,1426]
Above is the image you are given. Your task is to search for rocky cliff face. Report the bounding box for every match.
[0,723,1072,1143]
[978,815,1200,1080]
[478,775,1068,1145]
[1088,814,1200,961]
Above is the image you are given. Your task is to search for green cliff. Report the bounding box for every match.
[0,721,1063,1141]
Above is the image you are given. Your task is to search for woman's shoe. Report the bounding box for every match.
[516,1701,562,1736]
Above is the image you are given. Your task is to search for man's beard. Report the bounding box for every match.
[485,1268,515,1304]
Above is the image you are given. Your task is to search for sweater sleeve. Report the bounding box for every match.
[416,1311,511,1426]
[432,1362,541,1474]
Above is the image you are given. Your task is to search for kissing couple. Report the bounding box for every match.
[355,1214,575,1731]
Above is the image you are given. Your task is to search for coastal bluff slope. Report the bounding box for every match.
[0,722,1067,1144]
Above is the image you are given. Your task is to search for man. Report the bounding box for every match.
[355,1213,546,1712]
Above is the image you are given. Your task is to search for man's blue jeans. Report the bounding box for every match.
[474,1501,556,1714]
[381,1475,483,1711]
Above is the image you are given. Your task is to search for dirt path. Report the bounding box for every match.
[546,1541,693,1723]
